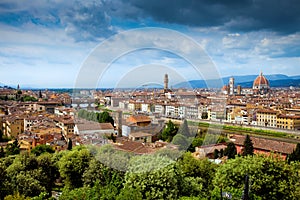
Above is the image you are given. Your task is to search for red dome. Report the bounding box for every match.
[253,72,269,87]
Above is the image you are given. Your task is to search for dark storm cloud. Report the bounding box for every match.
[1,0,300,42]
[0,0,115,41]
[118,0,300,34]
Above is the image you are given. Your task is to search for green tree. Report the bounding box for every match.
[0,146,5,158]
[0,161,9,199]
[161,120,178,141]
[201,112,208,119]
[212,155,300,199]
[98,111,114,125]
[6,139,20,156]
[4,193,30,200]
[59,182,118,200]
[177,152,217,197]
[67,138,72,150]
[177,120,191,137]
[214,149,220,159]
[82,158,124,189]
[125,154,181,199]
[58,147,92,189]
[0,129,3,141]
[189,137,204,152]
[37,153,59,194]
[5,154,51,197]
[31,145,55,156]
[242,135,254,156]
[116,187,143,200]
[172,134,190,150]
[288,143,300,162]
[224,142,237,159]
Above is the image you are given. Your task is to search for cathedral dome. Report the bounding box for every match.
[253,72,270,93]
[253,72,269,87]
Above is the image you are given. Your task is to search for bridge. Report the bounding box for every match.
[71,98,96,109]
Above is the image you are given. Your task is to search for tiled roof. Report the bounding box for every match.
[231,135,296,154]
[114,138,155,154]
[127,115,151,123]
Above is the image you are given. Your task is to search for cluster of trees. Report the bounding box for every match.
[1,144,300,200]
[77,110,114,126]
[159,120,228,152]
[0,139,20,158]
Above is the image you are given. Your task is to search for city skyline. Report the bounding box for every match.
[1,1,300,88]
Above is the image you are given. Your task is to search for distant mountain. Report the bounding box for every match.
[290,75,300,80]
[240,79,300,88]
[222,74,289,84]
[174,74,300,89]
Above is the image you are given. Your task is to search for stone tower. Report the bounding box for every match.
[229,77,234,95]
[164,74,169,91]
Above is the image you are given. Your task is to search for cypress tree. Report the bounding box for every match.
[242,135,254,156]
[224,142,237,159]
[67,138,72,150]
[288,143,300,162]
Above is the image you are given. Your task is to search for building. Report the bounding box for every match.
[74,119,114,135]
[128,132,152,143]
[229,77,235,95]
[164,74,169,92]
[277,114,300,130]
[230,135,296,159]
[194,143,227,159]
[3,116,24,137]
[126,115,151,127]
[256,109,278,127]
[253,72,270,94]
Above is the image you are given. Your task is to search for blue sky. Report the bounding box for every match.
[0,0,300,88]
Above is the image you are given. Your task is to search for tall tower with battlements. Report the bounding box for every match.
[164,74,169,91]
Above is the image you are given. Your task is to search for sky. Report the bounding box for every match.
[0,0,300,88]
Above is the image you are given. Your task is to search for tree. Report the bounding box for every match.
[116,187,143,200]
[214,149,220,159]
[58,147,92,189]
[67,138,72,150]
[37,153,59,194]
[0,161,9,199]
[189,137,203,152]
[83,158,124,189]
[125,154,181,199]
[4,193,30,200]
[172,134,190,150]
[161,120,178,141]
[0,146,5,158]
[6,139,20,156]
[98,111,114,125]
[288,143,300,163]
[212,155,300,199]
[0,129,3,142]
[5,154,54,197]
[201,112,208,119]
[177,120,191,137]
[38,90,42,99]
[242,135,254,156]
[177,152,217,197]
[224,142,237,159]
[107,133,116,143]
[31,145,54,156]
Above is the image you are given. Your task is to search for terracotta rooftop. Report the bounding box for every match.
[231,135,296,154]
[127,115,151,123]
[99,123,114,130]
[114,138,155,154]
